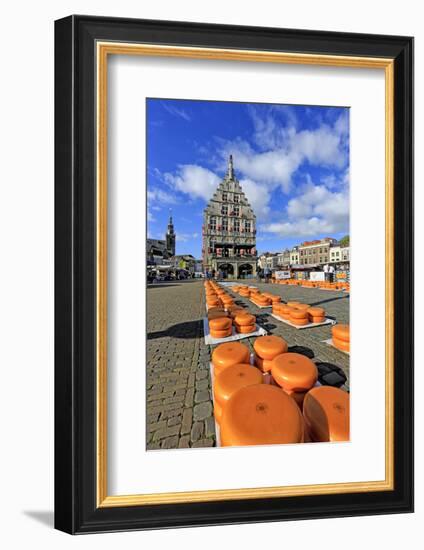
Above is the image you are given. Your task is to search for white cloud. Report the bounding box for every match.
[216,108,348,194]
[164,165,220,201]
[147,187,178,205]
[260,179,349,239]
[239,178,271,220]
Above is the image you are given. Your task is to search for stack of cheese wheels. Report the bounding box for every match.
[278,304,294,320]
[271,353,318,409]
[289,306,309,326]
[253,294,271,307]
[332,324,350,352]
[254,335,288,372]
[213,363,263,425]
[211,342,250,377]
[268,294,281,304]
[207,308,229,321]
[234,312,256,334]
[239,288,250,297]
[307,307,326,324]
[220,384,304,446]
[272,302,286,316]
[303,386,350,442]
[209,317,232,339]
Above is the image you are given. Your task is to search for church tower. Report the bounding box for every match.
[166,210,176,257]
[202,156,257,279]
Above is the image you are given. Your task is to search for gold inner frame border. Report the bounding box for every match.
[96,42,394,507]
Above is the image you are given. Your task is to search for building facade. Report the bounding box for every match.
[290,246,300,265]
[329,244,350,265]
[277,249,291,268]
[202,156,257,278]
[298,238,337,266]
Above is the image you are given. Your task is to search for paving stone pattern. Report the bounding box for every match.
[146,280,350,450]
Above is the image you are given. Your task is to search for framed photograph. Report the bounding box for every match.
[55,15,414,533]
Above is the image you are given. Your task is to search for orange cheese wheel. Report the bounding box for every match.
[234,313,255,326]
[279,305,294,319]
[290,317,309,326]
[290,309,309,320]
[254,335,288,360]
[214,400,223,424]
[209,317,232,331]
[311,316,325,324]
[229,309,245,319]
[256,297,271,305]
[332,324,350,342]
[269,295,281,303]
[307,307,325,317]
[210,328,232,339]
[212,342,250,375]
[303,386,350,442]
[271,353,318,392]
[333,337,350,352]
[220,384,304,446]
[255,355,274,372]
[235,324,256,334]
[214,363,263,406]
[287,301,301,308]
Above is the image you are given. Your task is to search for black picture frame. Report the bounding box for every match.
[55,15,414,534]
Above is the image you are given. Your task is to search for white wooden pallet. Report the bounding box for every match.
[270,313,336,330]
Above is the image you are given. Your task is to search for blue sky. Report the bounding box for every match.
[147,98,349,258]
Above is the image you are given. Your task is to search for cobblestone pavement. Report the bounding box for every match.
[146,279,350,450]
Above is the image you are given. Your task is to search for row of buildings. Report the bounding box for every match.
[147,214,203,276]
[258,238,350,272]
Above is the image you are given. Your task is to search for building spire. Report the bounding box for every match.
[227,154,234,180]
[167,208,174,234]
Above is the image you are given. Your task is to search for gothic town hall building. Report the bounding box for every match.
[202,156,257,279]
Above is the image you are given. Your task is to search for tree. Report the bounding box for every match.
[339,235,350,247]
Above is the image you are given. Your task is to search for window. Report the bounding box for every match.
[210,217,216,231]
[244,221,251,232]
[234,194,239,203]
[234,220,240,232]
[233,205,240,216]
[222,192,227,202]
[222,218,228,231]
[222,205,228,215]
